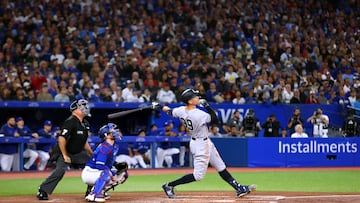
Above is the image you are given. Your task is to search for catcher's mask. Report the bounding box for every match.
[70,99,91,117]
[98,123,121,140]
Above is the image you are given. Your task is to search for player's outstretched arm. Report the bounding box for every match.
[200,99,219,125]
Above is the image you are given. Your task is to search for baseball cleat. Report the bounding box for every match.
[236,184,256,197]
[36,188,48,200]
[85,193,106,202]
[162,183,176,198]
[103,192,111,200]
[85,185,93,199]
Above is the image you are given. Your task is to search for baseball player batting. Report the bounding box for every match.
[158,89,256,198]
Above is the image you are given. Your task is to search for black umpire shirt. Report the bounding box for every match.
[60,115,90,154]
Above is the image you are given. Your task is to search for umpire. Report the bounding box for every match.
[37,99,94,200]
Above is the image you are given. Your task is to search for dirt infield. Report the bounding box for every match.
[0,167,359,203]
[2,192,360,203]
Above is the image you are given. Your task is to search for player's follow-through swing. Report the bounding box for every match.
[156,89,256,199]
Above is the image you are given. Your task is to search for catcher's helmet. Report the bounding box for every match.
[70,99,91,117]
[98,123,120,139]
[181,89,199,104]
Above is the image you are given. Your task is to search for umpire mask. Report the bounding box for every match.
[70,99,91,117]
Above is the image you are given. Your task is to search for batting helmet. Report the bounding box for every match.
[70,99,91,117]
[181,89,200,104]
[98,123,120,139]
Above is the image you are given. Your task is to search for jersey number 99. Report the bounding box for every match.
[181,118,194,130]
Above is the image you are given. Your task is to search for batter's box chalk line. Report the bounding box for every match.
[174,195,286,201]
[285,194,360,199]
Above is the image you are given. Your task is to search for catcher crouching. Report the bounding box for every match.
[81,123,129,202]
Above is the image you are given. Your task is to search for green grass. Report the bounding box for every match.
[0,170,359,196]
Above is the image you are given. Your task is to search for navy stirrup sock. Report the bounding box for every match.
[168,174,196,187]
[219,169,240,190]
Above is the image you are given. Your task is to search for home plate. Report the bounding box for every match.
[174,197,235,202]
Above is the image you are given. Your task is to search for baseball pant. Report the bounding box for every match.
[11,153,21,172]
[0,153,16,171]
[37,150,50,171]
[115,155,137,168]
[133,154,148,168]
[82,166,102,185]
[23,149,39,170]
[39,151,90,194]
[156,147,180,168]
[179,146,186,166]
[190,139,226,181]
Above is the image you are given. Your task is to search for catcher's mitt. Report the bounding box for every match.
[113,162,128,175]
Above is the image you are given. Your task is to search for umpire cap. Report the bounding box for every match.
[181,89,199,104]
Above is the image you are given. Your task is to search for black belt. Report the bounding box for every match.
[191,137,208,141]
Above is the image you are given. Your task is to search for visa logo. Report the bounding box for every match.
[217,108,245,123]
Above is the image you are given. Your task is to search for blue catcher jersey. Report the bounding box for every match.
[86,141,119,171]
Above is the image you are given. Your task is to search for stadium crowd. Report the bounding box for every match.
[0,0,359,106]
[2,0,360,172]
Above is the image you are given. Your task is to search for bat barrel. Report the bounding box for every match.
[107,106,152,119]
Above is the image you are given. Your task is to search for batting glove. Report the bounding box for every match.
[199,99,209,108]
[151,102,163,110]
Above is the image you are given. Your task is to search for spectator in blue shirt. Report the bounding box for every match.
[54,86,70,102]
[75,87,90,101]
[103,62,119,87]
[333,88,351,108]
[89,88,102,102]
[206,82,222,103]
[353,95,360,118]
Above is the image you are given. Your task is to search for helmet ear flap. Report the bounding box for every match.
[98,125,110,139]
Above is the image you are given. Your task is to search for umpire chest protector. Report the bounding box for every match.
[61,115,90,154]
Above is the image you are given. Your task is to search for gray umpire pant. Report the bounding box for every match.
[39,151,90,194]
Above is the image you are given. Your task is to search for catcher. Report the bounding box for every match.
[81,123,128,202]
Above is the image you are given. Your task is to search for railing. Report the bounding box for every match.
[0,136,192,171]
[346,105,360,119]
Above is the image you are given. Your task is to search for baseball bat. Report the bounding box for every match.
[107,105,153,119]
